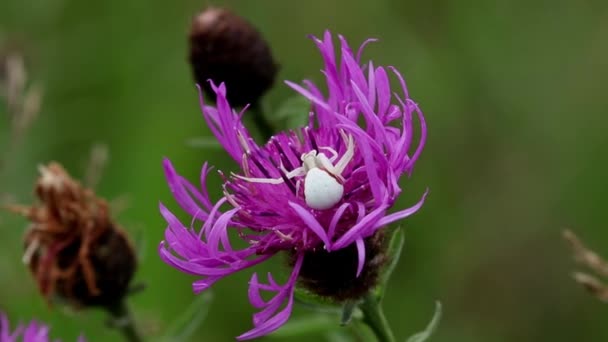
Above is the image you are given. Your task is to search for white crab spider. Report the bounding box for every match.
[237,131,355,210]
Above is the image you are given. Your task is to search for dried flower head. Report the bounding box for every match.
[563,229,608,302]
[0,312,85,342]
[160,31,427,339]
[6,162,137,309]
[188,6,278,107]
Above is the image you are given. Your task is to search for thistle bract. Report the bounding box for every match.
[159,31,427,340]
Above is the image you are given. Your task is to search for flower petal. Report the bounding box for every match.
[288,201,331,248]
[333,204,388,250]
[237,254,304,340]
[355,237,366,277]
[373,189,428,230]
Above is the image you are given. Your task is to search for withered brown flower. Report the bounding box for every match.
[6,162,137,309]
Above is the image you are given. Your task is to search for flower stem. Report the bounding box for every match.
[250,102,275,142]
[359,293,396,342]
[106,300,143,342]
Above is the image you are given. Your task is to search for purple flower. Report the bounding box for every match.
[159,31,427,340]
[0,312,85,342]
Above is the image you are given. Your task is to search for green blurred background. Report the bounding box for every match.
[1,0,608,341]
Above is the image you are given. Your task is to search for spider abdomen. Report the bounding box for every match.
[303,168,344,210]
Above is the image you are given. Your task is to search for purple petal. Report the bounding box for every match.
[405,101,427,174]
[200,197,228,239]
[375,67,390,119]
[206,208,239,255]
[367,61,377,111]
[333,204,388,249]
[356,38,378,63]
[163,158,210,219]
[248,273,267,309]
[237,254,304,340]
[373,189,428,230]
[328,202,350,241]
[285,80,331,112]
[341,44,368,96]
[288,202,330,248]
[355,238,366,277]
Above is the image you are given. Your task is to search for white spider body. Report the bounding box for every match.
[304,168,344,210]
[236,132,355,211]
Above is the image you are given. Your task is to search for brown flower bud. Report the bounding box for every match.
[189,7,278,107]
[6,162,137,309]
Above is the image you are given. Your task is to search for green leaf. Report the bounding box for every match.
[340,301,357,326]
[375,227,405,300]
[274,95,311,129]
[268,315,336,338]
[294,287,341,312]
[185,137,221,149]
[325,330,355,342]
[405,302,442,342]
[161,292,213,342]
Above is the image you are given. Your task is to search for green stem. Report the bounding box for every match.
[249,102,275,142]
[106,300,143,342]
[359,293,396,342]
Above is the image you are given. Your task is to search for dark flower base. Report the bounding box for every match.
[55,225,136,308]
[289,231,389,302]
[28,223,137,309]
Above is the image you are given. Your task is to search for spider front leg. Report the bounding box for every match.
[235,166,306,184]
[332,132,355,176]
[234,174,285,184]
[319,146,339,162]
[317,132,355,180]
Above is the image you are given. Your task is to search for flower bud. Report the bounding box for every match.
[188,7,278,107]
[7,162,137,309]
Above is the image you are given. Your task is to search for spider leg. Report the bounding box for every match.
[295,179,303,197]
[234,166,305,184]
[316,154,346,183]
[333,132,355,176]
[283,167,306,179]
[319,146,339,162]
[233,174,285,184]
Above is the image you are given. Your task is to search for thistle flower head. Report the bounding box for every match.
[160,31,427,340]
[0,312,85,342]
